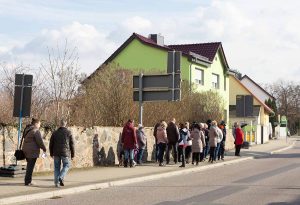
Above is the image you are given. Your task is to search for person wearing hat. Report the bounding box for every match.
[136,124,147,165]
[218,120,227,160]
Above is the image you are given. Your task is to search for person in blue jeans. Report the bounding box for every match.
[49,119,75,187]
[136,124,147,165]
[214,124,223,161]
[121,119,137,168]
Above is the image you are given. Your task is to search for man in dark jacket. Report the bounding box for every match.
[49,119,75,187]
[121,119,137,168]
[166,118,180,164]
[22,118,46,186]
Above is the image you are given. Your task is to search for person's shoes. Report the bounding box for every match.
[159,163,165,167]
[59,178,64,186]
[221,158,224,161]
[179,165,185,168]
[192,162,194,165]
[25,182,35,186]
[196,162,199,166]
[55,184,60,188]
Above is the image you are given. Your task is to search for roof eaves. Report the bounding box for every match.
[217,43,230,70]
[83,34,137,83]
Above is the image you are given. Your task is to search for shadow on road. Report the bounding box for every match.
[268,195,300,205]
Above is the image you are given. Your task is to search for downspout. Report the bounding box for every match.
[189,63,192,92]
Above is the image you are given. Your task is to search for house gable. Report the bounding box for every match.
[229,75,273,114]
[240,75,275,102]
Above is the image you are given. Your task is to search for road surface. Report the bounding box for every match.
[18,140,300,205]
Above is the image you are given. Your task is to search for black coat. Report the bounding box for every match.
[166,122,180,144]
[49,127,75,158]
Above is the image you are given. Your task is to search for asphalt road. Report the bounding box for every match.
[19,140,300,205]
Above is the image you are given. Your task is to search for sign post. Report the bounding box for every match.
[138,73,143,126]
[133,51,181,125]
[13,74,33,164]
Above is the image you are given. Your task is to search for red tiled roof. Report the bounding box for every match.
[134,33,172,51]
[84,33,229,82]
[168,43,221,62]
[134,33,229,68]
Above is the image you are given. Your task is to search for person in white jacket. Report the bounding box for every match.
[214,124,223,162]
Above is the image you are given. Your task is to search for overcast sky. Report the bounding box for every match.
[0,0,299,84]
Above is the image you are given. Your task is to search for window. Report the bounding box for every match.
[236,95,254,117]
[194,68,204,85]
[212,73,219,89]
[224,75,227,91]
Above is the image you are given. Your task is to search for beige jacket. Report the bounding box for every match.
[191,128,206,153]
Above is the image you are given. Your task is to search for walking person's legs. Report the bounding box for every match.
[214,143,220,161]
[236,145,242,156]
[180,147,186,167]
[195,152,200,165]
[129,149,135,167]
[185,146,192,163]
[59,156,70,185]
[220,142,225,160]
[173,143,178,164]
[158,143,166,166]
[165,143,171,164]
[137,148,144,164]
[209,147,216,163]
[53,156,61,186]
[178,145,182,162]
[124,149,129,167]
[205,143,210,159]
[24,158,37,185]
[200,151,204,162]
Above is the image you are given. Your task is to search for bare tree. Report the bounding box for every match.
[72,64,225,127]
[41,40,81,125]
[265,80,300,135]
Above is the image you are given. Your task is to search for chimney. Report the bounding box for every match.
[149,34,164,46]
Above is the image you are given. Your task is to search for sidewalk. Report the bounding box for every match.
[0,137,297,204]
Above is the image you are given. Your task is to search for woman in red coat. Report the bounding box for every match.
[235,124,244,156]
[121,119,137,167]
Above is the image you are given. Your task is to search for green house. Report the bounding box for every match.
[88,33,230,122]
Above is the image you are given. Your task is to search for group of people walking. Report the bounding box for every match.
[21,118,74,187]
[119,118,244,168]
[20,117,244,186]
[153,118,228,167]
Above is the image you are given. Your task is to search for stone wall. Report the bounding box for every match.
[0,126,234,172]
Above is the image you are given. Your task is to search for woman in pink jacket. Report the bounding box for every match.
[156,121,168,166]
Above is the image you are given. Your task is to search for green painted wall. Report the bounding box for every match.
[190,51,229,122]
[112,39,190,81]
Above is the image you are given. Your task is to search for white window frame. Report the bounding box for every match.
[212,73,219,89]
[194,68,204,85]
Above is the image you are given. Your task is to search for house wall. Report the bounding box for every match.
[112,39,230,122]
[187,51,230,122]
[112,39,191,81]
[229,75,261,106]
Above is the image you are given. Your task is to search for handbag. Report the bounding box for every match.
[14,149,25,161]
[14,128,29,161]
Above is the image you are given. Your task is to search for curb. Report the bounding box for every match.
[269,140,296,155]
[0,157,253,205]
